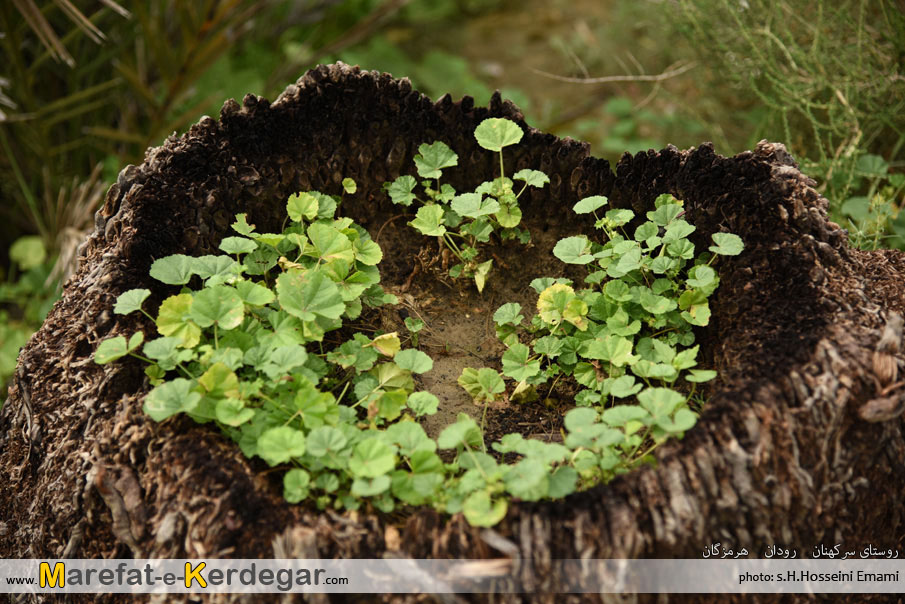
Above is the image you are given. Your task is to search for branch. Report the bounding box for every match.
[532,61,697,85]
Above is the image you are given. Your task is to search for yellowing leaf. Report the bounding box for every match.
[198,362,240,399]
[370,332,401,357]
[156,294,201,348]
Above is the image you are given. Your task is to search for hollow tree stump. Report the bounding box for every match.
[2,62,904,602]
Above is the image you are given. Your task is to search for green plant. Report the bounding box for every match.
[673,0,905,248]
[460,193,743,480]
[0,236,60,404]
[835,154,905,250]
[403,316,424,347]
[87,184,569,524]
[385,117,548,291]
[92,183,744,527]
[95,186,451,513]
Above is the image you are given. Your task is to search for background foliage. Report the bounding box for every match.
[1,0,903,400]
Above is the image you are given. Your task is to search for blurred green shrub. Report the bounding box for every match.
[672,0,905,249]
[1,236,60,404]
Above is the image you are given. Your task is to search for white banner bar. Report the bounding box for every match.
[1,559,903,594]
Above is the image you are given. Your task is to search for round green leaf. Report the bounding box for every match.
[657,407,697,433]
[306,426,348,458]
[709,232,744,256]
[564,407,598,432]
[841,196,871,220]
[663,219,695,242]
[513,169,549,188]
[409,205,447,237]
[647,204,682,226]
[686,369,717,383]
[414,141,458,179]
[348,437,396,478]
[276,270,345,322]
[601,405,649,427]
[94,336,129,364]
[581,335,636,366]
[548,466,578,499]
[198,362,240,398]
[573,195,608,214]
[219,237,258,255]
[142,336,183,362]
[386,175,417,206]
[194,256,240,282]
[686,265,717,289]
[634,221,660,243]
[639,289,677,314]
[353,238,383,266]
[501,343,541,382]
[607,374,643,398]
[504,458,548,501]
[451,193,500,218]
[386,422,435,456]
[458,367,505,403]
[407,391,439,416]
[287,192,319,222]
[493,303,523,326]
[494,203,522,228]
[215,398,254,426]
[681,302,711,326]
[351,475,391,497]
[156,294,201,348]
[603,279,632,302]
[342,177,357,194]
[437,413,483,449]
[666,239,695,260]
[113,289,151,315]
[307,223,355,265]
[474,118,523,152]
[283,468,311,503]
[394,349,434,374]
[189,285,245,329]
[234,280,275,306]
[143,378,201,422]
[257,426,307,466]
[150,254,194,285]
[605,208,635,226]
[553,236,594,264]
[638,387,686,418]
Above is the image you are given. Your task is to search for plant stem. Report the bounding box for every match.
[479,402,489,453]
[128,352,154,364]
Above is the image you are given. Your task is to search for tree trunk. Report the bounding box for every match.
[2,62,903,603]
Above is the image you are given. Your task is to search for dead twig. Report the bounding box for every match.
[531,60,697,85]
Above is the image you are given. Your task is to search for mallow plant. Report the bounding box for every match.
[459,193,744,483]
[384,117,548,291]
[93,183,743,529]
[94,186,452,514]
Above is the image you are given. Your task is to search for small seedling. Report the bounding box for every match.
[385,117,549,291]
[404,316,424,347]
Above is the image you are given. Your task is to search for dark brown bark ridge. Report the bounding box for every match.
[1,62,904,596]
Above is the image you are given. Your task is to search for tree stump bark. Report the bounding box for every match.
[2,62,903,602]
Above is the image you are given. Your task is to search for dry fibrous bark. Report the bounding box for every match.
[1,62,903,603]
